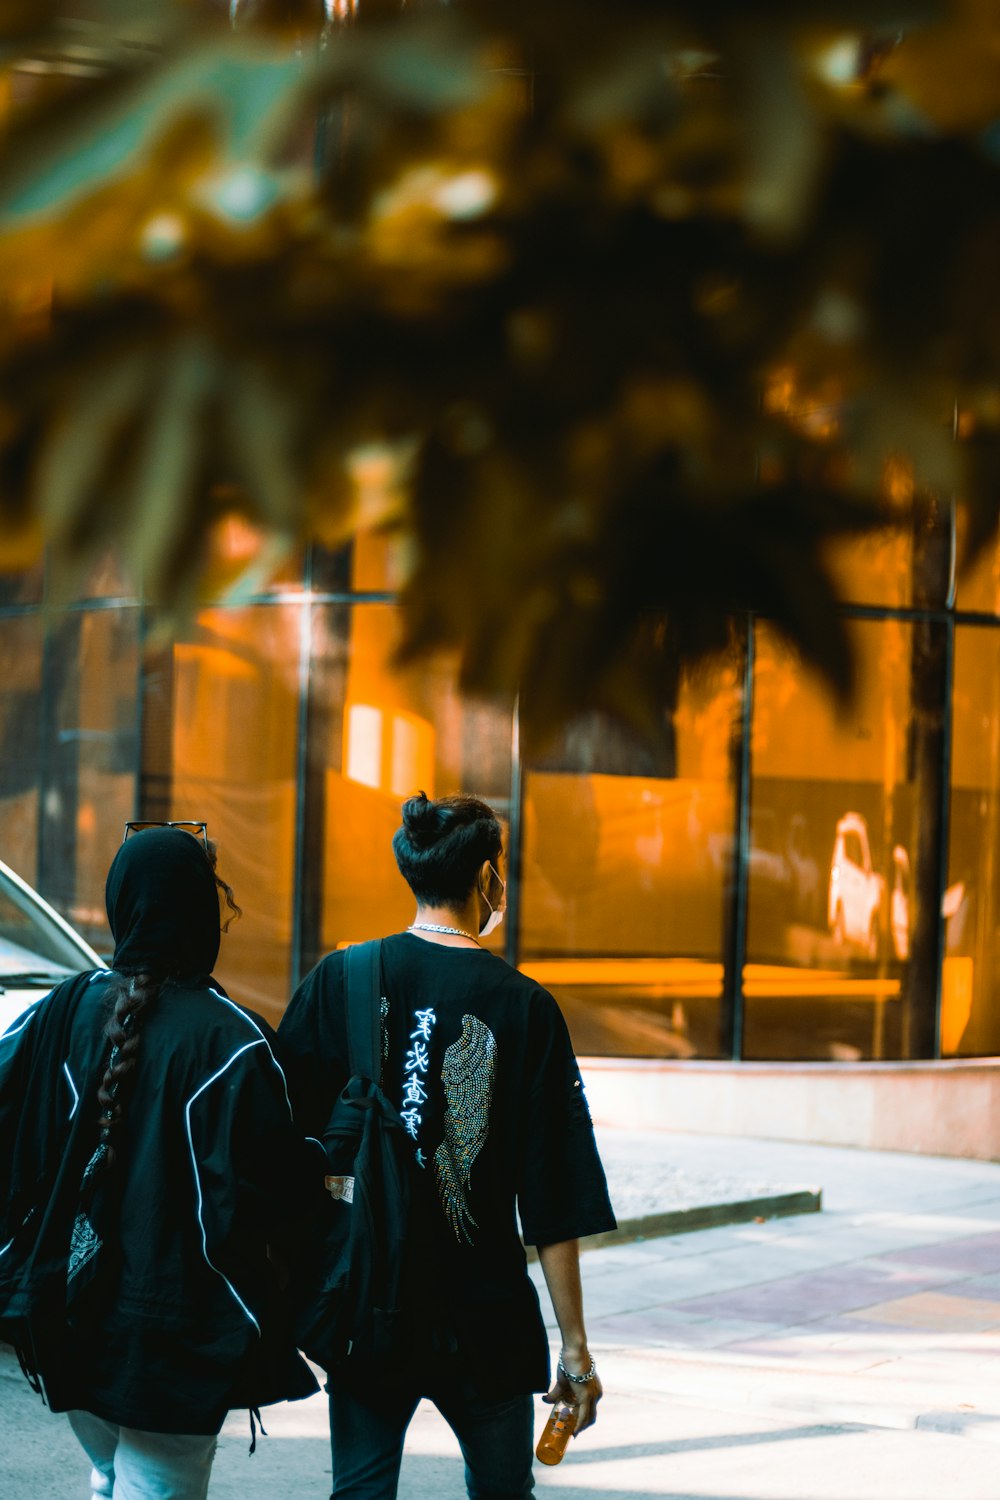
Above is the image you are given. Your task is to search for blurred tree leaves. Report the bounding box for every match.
[0,1,998,736]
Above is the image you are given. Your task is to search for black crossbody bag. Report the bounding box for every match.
[292,940,424,1368]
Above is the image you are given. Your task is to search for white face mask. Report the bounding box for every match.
[479,865,506,938]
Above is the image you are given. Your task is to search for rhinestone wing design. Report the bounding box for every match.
[434,1014,496,1244]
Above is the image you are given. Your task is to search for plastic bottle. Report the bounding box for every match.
[535,1401,577,1465]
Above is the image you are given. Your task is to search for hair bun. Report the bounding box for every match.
[401,791,449,847]
[393,791,503,905]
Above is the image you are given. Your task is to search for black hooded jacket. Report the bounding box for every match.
[0,828,321,1432]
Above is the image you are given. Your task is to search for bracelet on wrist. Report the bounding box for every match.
[558,1354,597,1384]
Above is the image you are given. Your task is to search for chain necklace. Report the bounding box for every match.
[409,922,481,945]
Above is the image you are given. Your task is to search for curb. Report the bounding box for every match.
[582,1186,822,1251]
[525,1185,822,1261]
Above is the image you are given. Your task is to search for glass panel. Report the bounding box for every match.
[309,604,512,969]
[148,605,302,1023]
[519,661,738,1059]
[745,618,945,1060]
[35,609,140,957]
[40,548,137,603]
[77,550,136,600]
[311,534,407,595]
[0,614,44,886]
[956,505,1000,614]
[310,544,353,594]
[944,626,1000,1055]
[0,557,44,606]
[310,441,416,594]
[821,529,912,609]
[198,514,304,601]
[73,609,139,953]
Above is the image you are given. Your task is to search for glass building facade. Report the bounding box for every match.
[3,514,1000,1064]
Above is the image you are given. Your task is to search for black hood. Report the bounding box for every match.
[105,827,220,977]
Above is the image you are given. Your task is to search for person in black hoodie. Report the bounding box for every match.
[0,825,320,1500]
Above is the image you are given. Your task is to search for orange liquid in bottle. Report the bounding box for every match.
[535,1402,577,1465]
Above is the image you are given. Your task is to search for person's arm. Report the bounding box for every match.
[537,1238,603,1434]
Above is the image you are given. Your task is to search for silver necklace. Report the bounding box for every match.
[409,923,481,945]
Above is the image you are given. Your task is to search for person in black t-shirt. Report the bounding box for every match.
[279,791,616,1500]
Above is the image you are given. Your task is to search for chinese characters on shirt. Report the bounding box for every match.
[400,1006,437,1161]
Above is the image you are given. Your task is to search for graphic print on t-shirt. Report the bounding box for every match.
[400,1005,437,1163]
[434,1014,496,1244]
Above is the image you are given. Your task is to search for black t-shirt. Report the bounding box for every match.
[277,932,616,1393]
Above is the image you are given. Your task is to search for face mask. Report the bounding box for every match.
[479,865,506,938]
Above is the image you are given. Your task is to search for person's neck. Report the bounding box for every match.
[408,900,482,947]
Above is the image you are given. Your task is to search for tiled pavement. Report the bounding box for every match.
[5,1130,1000,1497]
[527,1131,1000,1456]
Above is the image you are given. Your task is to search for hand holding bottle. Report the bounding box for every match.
[536,1401,577,1465]
[539,1343,602,1458]
[536,1240,603,1451]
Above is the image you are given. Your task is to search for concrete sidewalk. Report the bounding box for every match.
[4,1130,1000,1497]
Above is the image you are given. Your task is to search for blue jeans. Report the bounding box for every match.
[328,1384,535,1500]
[67,1410,218,1500]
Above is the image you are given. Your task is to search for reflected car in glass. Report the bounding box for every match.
[887,850,967,968]
[828,812,884,958]
[0,858,103,1035]
[890,844,910,962]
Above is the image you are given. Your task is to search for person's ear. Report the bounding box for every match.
[478,858,493,897]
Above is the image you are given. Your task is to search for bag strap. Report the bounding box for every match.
[345,939,383,1082]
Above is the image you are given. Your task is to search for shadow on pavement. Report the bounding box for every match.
[205,1424,860,1499]
[559,1421,863,1465]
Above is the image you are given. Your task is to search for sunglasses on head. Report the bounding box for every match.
[123,821,209,850]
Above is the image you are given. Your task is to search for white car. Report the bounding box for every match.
[0,857,103,1035]
[828,812,885,958]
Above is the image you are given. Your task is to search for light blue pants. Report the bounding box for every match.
[68,1409,218,1500]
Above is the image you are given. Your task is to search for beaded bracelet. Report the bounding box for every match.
[558,1354,597,1384]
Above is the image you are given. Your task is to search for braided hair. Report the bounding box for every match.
[95,972,163,1170]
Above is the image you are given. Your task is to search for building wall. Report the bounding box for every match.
[2,524,1000,1067]
[581,1057,1000,1161]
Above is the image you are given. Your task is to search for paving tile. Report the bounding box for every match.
[952,1202,1000,1226]
[801,1225,959,1261]
[670,1242,851,1288]
[583,1254,770,1304]
[671,1260,958,1326]
[576,1239,689,1272]
[834,1215,1000,1249]
[711,1314,924,1363]
[859,1257,966,1288]
[887,1230,1000,1275]
[945,1271,1000,1300]
[547,1274,662,1322]
[654,1223,757,1258]
[588,1305,779,1349]
[844,1291,1000,1333]
[964,1352,1000,1382]
[718,1335,895,1374]
[757,1315,932,1346]
[862,1355,996,1387]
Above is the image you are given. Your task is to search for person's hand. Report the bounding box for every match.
[542,1349,602,1434]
